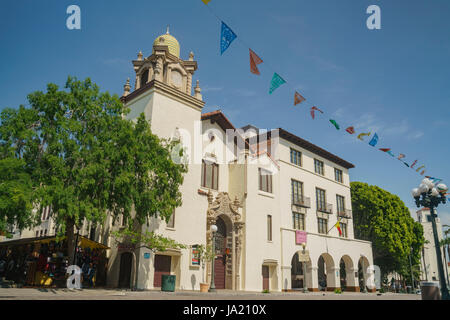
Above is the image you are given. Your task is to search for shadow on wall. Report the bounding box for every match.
[191,274,196,291]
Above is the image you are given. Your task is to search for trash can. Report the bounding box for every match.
[161,274,176,292]
[420,281,441,300]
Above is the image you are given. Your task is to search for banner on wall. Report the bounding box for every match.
[295,230,307,245]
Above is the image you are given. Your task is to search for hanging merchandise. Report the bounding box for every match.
[220,22,237,55]
[310,106,324,119]
[269,73,286,94]
[249,49,263,75]
[368,133,379,147]
[329,119,340,130]
[294,91,306,106]
[357,132,371,141]
[345,126,355,134]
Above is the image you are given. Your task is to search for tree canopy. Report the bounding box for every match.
[0,77,187,262]
[351,181,425,281]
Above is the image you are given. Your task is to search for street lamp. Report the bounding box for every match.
[412,178,449,300]
[301,243,308,293]
[209,224,218,293]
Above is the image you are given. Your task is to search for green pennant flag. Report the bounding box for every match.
[269,73,286,94]
[329,119,340,130]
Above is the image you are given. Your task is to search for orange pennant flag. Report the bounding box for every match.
[249,49,263,75]
[294,91,306,106]
[201,0,211,4]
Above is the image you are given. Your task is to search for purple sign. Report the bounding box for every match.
[296,230,307,245]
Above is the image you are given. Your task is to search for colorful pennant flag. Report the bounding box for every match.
[416,165,425,173]
[410,160,418,168]
[220,22,237,55]
[357,132,371,141]
[398,154,405,160]
[379,148,391,152]
[201,0,211,4]
[421,170,426,175]
[269,73,286,94]
[249,49,263,75]
[387,150,395,157]
[294,91,306,106]
[329,119,340,130]
[368,133,379,147]
[310,106,324,119]
[346,126,355,134]
[403,162,410,167]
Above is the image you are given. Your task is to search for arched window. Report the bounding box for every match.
[140,69,149,88]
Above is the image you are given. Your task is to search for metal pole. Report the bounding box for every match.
[209,231,216,292]
[430,206,449,300]
[303,262,308,293]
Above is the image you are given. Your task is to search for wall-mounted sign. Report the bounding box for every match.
[295,230,307,245]
[144,253,151,259]
[191,245,200,266]
[298,250,310,262]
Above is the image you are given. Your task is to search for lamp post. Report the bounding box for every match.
[412,178,449,300]
[209,224,218,293]
[301,243,308,293]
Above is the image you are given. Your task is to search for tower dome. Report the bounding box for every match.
[153,27,180,58]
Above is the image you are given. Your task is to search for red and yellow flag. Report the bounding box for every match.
[335,221,342,236]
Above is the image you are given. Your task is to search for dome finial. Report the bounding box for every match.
[166,25,170,34]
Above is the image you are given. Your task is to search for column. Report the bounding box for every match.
[346,267,360,292]
[327,267,340,291]
[308,266,319,292]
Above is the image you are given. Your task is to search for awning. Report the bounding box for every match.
[0,235,109,250]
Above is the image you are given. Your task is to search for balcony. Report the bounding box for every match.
[337,209,352,219]
[292,196,311,208]
[317,203,333,214]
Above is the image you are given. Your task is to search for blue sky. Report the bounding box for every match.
[1,0,450,227]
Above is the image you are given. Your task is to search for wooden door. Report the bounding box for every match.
[214,256,226,289]
[153,255,171,287]
[118,252,132,288]
[262,266,270,291]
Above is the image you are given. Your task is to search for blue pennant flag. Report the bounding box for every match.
[269,73,286,94]
[220,22,237,55]
[368,133,379,147]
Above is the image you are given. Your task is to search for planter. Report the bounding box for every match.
[200,283,209,292]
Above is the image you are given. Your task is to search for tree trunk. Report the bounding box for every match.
[66,219,76,265]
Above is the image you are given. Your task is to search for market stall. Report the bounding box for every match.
[0,235,109,288]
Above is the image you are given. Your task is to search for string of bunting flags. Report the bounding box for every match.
[200,0,446,197]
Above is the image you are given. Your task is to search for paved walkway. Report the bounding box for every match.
[0,288,421,300]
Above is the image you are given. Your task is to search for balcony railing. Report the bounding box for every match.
[337,209,352,219]
[317,203,333,214]
[292,196,311,208]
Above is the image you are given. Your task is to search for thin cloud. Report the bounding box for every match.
[202,86,224,93]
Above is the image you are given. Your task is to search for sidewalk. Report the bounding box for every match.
[0,288,421,300]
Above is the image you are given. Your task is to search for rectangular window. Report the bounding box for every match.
[44,229,48,236]
[340,223,348,238]
[291,179,304,204]
[318,218,328,234]
[167,209,175,228]
[293,212,305,230]
[267,215,272,241]
[316,188,326,212]
[290,148,302,166]
[259,168,273,193]
[336,195,345,214]
[201,160,219,190]
[40,230,43,237]
[36,231,39,238]
[314,159,324,175]
[335,168,343,183]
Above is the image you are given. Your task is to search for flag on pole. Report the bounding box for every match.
[220,22,237,55]
[329,119,340,130]
[368,133,379,147]
[269,73,286,94]
[335,221,342,236]
[357,132,371,141]
[310,106,324,119]
[201,0,211,4]
[294,91,306,106]
[249,49,263,75]
[345,126,355,134]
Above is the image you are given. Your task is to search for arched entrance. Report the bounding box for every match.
[118,252,132,288]
[291,253,304,289]
[339,255,354,291]
[358,255,370,292]
[317,253,336,291]
[213,216,228,289]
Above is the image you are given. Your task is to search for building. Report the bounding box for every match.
[1,29,375,293]
[417,208,450,284]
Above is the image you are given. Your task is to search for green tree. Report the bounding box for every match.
[0,77,187,263]
[351,181,425,280]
